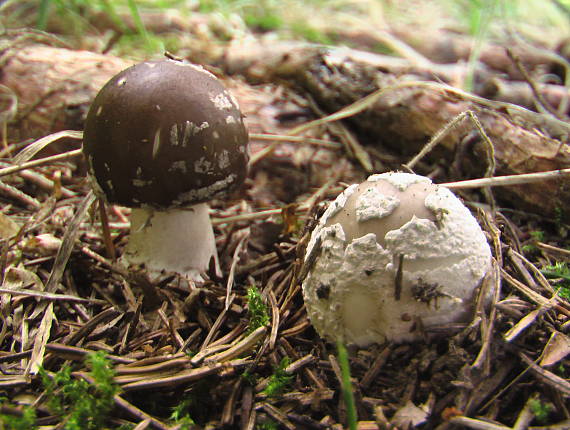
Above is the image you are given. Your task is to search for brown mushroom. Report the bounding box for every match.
[83,58,249,280]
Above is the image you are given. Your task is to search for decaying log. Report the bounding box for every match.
[390,29,566,81]
[223,41,570,220]
[0,45,132,143]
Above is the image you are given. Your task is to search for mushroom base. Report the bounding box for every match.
[122,204,219,281]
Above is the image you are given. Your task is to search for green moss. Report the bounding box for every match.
[241,369,258,386]
[529,397,552,424]
[258,419,279,430]
[0,406,37,430]
[263,357,293,398]
[244,13,283,31]
[290,22,332,44]
[246,287,270,334]
[541,261,570,301]
[169,398,196,429]
[522,230,545,254]
[40,351,120,430]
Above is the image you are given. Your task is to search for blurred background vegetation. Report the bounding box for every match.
[1,0,569,60]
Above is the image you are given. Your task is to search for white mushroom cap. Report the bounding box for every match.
[302,172,492,346]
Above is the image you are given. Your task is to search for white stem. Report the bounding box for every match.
[123,203,220,281]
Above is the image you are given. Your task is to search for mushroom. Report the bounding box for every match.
[302,172,492,346]
[82,58,248,280]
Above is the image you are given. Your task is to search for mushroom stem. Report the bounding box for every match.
[123,203,220,280]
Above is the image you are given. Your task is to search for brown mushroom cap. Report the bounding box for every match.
[83,59,248,209]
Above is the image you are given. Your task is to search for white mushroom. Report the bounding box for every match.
[302,172,492,346]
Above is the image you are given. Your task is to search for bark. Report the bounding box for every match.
[0,45,132,145]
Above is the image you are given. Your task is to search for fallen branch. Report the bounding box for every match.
[224,42,570,220]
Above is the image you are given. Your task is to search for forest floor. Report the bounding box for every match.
[0,1,569,429]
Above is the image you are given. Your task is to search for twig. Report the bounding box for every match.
[360,345,392,390]
[0,148,83,178]
[405,110,496,210]
[449,416,511,430]
[226,233,248,310]
[157,308,184,349]
[258,402,296,430]
[132,419,152,430]
[0,287,106,304]
[442,168,570,189]
[204,326,267,364]
[45,343,134,364]
[12,131,83,165]
[501,269,569,316]
[506,48,567,121]
[16,168,76,198]
[248,133,341,167]
[518,352,570,396]
[45,191,97,293]
[267,290,279,351]
[97,199,117,261]
[0,180,40,208]
[115,357,188,376]
[405,111,470,171]
[120,359,250,391]
[64,307,122,346]
[536,242,570,258]
[213,173,341,227]
[25,302,54,375]
[200,297,233,350]
[250,132,341,149]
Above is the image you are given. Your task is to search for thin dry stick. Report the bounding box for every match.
[512,395,537,430]
[250,132,341,149]
[213,172,342,227]
[132,419,152,430]
[248,133,341,167]
[200,298,233,351]
[449,416,511,430]
[442,168,570,189]
[226,233,248,310]
[0,148,83,178]
[45,191,97,293]
[212,207,285,226]
[204,326,267,364]
[97,198,117,261]
[0,287,106,304]
[405,111,468,171]
[12,130,83,165]
[0,180,40,208]
[405,110,496,180]
[507,48,567,121]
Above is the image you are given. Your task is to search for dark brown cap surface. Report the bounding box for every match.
[83,59,248,208]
